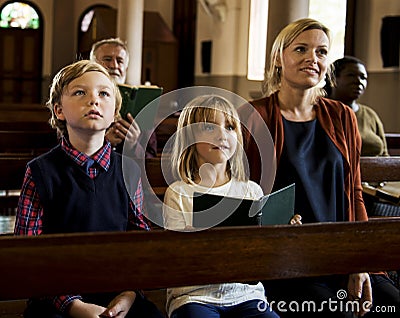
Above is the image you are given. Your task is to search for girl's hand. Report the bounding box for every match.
[101,291,136,318]
[289,214,302,225]
[67,299,107,318]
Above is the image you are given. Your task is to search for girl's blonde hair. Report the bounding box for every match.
[46,60,122,137]
[262,18,332,102]
[171,95,247,183]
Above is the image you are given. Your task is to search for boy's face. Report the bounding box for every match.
[55,71,116,136]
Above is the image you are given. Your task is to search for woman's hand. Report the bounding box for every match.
[347,273,373,316]
[289,214,302,225]
[101,291,136,318]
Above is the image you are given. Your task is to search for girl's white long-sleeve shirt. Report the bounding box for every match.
[163,178,266,317]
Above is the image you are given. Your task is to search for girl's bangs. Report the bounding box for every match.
[193,102,238,127]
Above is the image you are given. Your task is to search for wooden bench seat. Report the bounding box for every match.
[0,219,400,300]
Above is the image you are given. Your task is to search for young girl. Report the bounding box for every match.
[163,95,278,318]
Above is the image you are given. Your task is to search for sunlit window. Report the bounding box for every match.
[308,0,347,64]
[81,10,94,32]
[0,2,39,29]
[247,0,269,81]
[247,0,347,81]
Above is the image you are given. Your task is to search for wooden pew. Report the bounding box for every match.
[385,133,400,156]
[0,156,168,217]
[0,103,56,156]
[0,103,50,123]
[0,106,53,217]
[1,156,398,217]
[0,103,45,111]
[0,219,400,301]
[360,156,400,218]
[143,156,400,207]
[360,156,400,182]
[0,121,52,131]
[0,129,58,155]
[0,155,32,218]
[0,156,32,191]
[141,156,400,219]
[1,156,399,314]
[144,157,170,199]
[155,115,178,154]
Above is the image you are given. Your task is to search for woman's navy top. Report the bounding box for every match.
[274,117,346,223]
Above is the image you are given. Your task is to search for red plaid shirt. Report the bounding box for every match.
[14,137,149,312]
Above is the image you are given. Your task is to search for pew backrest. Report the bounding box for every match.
[0,105,50,123]
[360,156,400,183]
[385,133,400,156]
[1,219,400,300]
[0,156,32,191]
[0,130,58,155]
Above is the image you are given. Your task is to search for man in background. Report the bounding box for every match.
[90,38,157,158]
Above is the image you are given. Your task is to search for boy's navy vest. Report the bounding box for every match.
[29,145,141,234]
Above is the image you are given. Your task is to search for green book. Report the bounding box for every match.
[192,183,295,228]
[118,84,163,130]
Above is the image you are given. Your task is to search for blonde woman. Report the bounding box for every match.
[241,17,400,317]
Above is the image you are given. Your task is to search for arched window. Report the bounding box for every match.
[77,5,117,59]
[0,1,43,103]
[0,1,39,29]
